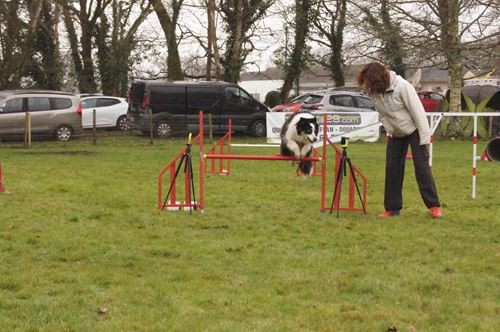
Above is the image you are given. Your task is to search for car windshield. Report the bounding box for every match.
[303,95,323,104]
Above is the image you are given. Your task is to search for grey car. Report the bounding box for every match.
[300,90,375,113]
[0,90,83,141]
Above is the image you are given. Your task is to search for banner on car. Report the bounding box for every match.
[266,112,381,144]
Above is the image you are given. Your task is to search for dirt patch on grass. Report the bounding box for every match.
[21,151,97,156]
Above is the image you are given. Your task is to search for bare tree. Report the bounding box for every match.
[58,0,112,93]
[278,0,313,101]
[219,0,275,83]
[95,0,152,96]
[29,1,63,89]
[347,0,407,77]
[0,1,26,89]
[310,0,348,86]
[0,0,64,89]
[390,0,499,136]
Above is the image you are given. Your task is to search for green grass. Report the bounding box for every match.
[0,134,499,331]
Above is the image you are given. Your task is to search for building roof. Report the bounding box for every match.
[241,64,449,86]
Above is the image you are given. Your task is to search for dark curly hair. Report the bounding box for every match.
[357,62,390,96]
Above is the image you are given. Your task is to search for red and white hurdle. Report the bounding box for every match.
[158,111,367,213]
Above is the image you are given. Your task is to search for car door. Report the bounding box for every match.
[27,96,53,133]
[186,85,221,134]
[0,97,26,135]
[220,86,262,131]
[81,97,98,128]
[81,97,120,128]
[95,97,122,127]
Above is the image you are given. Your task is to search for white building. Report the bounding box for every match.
[239,79,283,102]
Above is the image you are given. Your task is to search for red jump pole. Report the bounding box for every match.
[199,111,204,211]
[0,162,5,193]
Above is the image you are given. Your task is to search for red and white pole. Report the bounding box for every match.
[472,114,478,199]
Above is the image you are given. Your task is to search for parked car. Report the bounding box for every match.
[272,87,365,113]
[300,90,375,113]
[271,93,313,113]
[417,91,445,112]
[0,90,82,141]
[127,80,269,137]
[80,95,128,131]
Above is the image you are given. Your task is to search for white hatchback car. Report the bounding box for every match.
[80,95,129,131]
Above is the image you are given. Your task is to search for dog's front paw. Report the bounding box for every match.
[300,148,312,159]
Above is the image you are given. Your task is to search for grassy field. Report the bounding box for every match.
[0,134,499,331]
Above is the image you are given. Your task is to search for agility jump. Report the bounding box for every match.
[158,111,367,213]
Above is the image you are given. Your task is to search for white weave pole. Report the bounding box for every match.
[472,114,478,199]
[426,112,499,199]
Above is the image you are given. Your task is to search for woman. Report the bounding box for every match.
[357,62,442,218]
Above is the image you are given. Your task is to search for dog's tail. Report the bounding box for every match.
[298,160,313,176]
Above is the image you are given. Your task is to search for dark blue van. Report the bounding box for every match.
[127,80,269,137]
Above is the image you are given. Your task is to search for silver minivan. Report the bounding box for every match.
[0,90,83,141]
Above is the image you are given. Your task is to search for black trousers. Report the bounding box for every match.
[385,130,440,212]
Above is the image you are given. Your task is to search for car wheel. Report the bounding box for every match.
[155,120,172,138]
[55,125,73,141]
[249,119,266,137]
[116,115,129,131]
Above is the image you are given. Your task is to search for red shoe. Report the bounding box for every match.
[429,207,442,218]
[378,210,400,218]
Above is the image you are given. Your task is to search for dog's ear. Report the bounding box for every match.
[314,121,319,135]
[296,117,307,125]
[296,117,307,134]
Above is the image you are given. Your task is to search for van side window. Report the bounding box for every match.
[52,98,73,110]
[187,86,219,108]
[28,97,51,112]
[225,87,241,104]
[81,98,97,109]
[356,97,374,110]
[238,88,253,105]
[3,98,24,113]
[97,98,120,107]
[225,87,253,105]
[150,86,185,105]
[330,95,353,107]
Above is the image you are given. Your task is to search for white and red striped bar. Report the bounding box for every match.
[204,154,322,162]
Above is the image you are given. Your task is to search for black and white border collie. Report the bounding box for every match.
[280,111,319,176]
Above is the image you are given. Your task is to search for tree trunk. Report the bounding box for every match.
[39,1,62,90]
[62,6,85,92]
[206,0,221,80]
[438,0,463,136]
[0,1,23,89]
[96,11,113,94]
[223,0,244,83]
[279,0,311,102]
[12,0,44,85]
[151,0,184,80]
[330,0,346,86]
[80,19,98,93]
[380,0,406,77]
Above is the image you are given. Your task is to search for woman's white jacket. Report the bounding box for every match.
[370,71,431,145]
